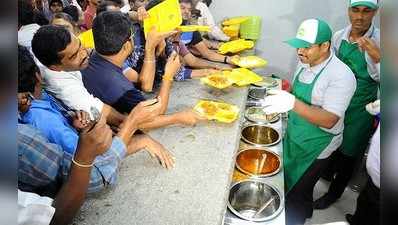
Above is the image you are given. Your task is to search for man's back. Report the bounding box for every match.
[82,52,145,114]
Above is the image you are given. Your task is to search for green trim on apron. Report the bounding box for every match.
[338,40,378,157]
[284,57,335,192]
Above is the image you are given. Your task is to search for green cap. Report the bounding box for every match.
[350,0,378,9]
[285,18,332,49]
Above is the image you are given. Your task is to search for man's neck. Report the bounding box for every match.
[310,50,331,68]
[98,53,124,68]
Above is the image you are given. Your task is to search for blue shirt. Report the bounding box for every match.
[18,122,127,193]
[122,23,191,87]
[82,51,145,114]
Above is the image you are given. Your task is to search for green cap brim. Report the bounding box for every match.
[351,2,378,9]
[284,38,312,48]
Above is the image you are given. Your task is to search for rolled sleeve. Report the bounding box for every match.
[322,71,356,118]
[174,66,192,81]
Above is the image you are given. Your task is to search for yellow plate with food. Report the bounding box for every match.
[200,73,234,89]
[231,56,268,69]
[222,16,250,26]
[178,25,210,32]
[229,68,263,86]
[194,100,239,123]
[218,39,254,54]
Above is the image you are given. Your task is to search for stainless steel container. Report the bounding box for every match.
[248,88,267,100]
[241,124,281,147]
[235,148,281,177]
[227,180,284,222]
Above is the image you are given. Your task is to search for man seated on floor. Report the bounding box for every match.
[82,11,204,129]
[179,0,238,68]
[18,45,175,193]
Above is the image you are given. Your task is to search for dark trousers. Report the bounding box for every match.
[323,150,357,199]
[350,177,380,225]
[286,158,330,225]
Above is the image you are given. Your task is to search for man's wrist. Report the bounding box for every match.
[73,149,96,167]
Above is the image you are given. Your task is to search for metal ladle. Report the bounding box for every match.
[252,196,275,218]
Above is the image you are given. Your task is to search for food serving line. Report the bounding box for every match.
[75,74,286,224]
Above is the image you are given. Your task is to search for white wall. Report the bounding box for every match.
[209,0,380,80]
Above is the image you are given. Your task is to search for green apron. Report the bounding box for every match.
[337,40,378,157]
[284,59,335,192]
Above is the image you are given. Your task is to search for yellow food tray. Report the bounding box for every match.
[218,39,254,54]
[222,16,250,26]
[200,72,234,89]
[231,56,268,69]
[229,68,263,86]
[194,100,239,123]
[143,0,182,37]
[178,25,210,32]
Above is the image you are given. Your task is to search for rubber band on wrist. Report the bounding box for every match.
[72,156,94,168]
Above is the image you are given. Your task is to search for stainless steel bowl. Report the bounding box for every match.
[235,148,281,177]
[248,88,267,100]
[241,124,281,147]
[227,180,284,222]
[244,107,280,124]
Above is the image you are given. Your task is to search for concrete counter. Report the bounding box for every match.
[76,79,249,225]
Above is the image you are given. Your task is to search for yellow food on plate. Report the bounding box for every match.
[194,100,239,123]
[222,16,250,26]
[218,39,254,54]
[231,56,268,69]
[229,68,263,86]
[178,25,210,32]
[200,73,234,89]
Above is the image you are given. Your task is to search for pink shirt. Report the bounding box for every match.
[83,4,96,29]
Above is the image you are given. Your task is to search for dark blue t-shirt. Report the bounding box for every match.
[82,52,145,114]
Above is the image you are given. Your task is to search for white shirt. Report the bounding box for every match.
[40,67,104,119]
[18,190,54,225]
[292,50,357,159]
[366,123,380,188]
[332,22,380,82]
[195,1,230,41]
[18,24,41,50]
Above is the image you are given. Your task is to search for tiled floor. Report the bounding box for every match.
[304,179,359,225]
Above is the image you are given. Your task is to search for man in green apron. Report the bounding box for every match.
[314,0,380,210]
[263,18,356,225]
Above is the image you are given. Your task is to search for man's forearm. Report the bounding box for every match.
[139,48,157,92]
[50,151,94,225]
[138,114,180,130]
[293,99,339,129]
[184,54,218,69]
[157,79,173,114]
[102,104,126,126]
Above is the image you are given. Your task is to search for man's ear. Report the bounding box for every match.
[34,71,43,84]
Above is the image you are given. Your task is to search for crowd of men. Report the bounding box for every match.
[17,0,380,225]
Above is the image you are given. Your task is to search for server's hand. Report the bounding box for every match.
[262,90,296,114]
[366,99,380,116]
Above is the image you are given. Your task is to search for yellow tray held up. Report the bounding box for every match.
[143,0,182,37]
[218,39,254,54]
[194,100,239,123]
[200,72,234,89]
[231,56,268,69]
[178,25,210,32]
[229,68,263,86]
[222,16,250,26]
[222,24,240,38]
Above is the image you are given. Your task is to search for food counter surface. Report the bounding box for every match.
[76,79,249,225]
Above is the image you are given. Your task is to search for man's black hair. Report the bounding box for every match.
[18,0,35,27]
[50,0,64,7]
[203,0,212,7]
[96,1,120,15]
[92,11,132,56]
[108,0,123,7]
[31,25,72,67]
[18,45,38,93]
[33,11,50,25]
[179,0,193,5]
[63,5,80,23]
